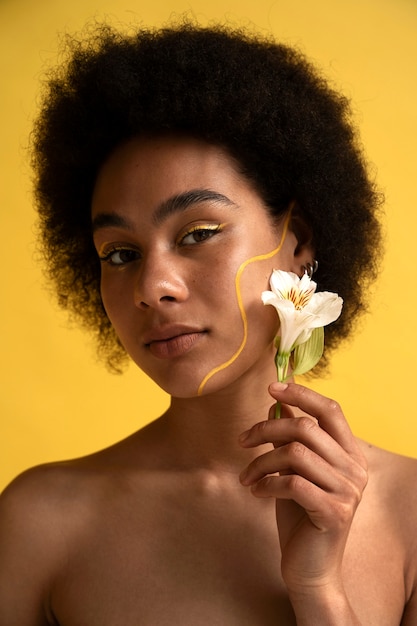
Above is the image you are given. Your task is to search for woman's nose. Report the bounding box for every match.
[134,255,189,309]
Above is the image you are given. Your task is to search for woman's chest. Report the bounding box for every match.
[50,496,295,625]
[49,484,407,625]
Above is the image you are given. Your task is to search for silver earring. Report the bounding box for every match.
[304,259,318,279]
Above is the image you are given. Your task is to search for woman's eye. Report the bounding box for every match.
[180,225,222,245]
[99,247,140,266]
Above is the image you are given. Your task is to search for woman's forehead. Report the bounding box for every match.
[91,134,263,216]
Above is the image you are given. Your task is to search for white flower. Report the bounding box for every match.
[262,269,343,371]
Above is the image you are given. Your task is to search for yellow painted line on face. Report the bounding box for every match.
[197,206,293,395]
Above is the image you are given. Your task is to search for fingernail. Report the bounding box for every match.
[271,382,288,392]
[239,467,250,485]
[238,429,250,444]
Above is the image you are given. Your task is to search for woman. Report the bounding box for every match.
[0,22,416,625]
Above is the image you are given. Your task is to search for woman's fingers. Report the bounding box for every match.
[268,382,360,458]
[241,442,334,487]
[239,441,365,513]
[239,416,365,483]
[239,383,368,498]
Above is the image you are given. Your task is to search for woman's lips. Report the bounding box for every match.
[143,325,207,359]
[147,331,206,359]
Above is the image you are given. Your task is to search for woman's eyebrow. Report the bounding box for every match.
[152,189,237,226]
[92,188,236,233]
[92,212,132,233]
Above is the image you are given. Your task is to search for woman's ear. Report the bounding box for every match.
[288,204,316,276]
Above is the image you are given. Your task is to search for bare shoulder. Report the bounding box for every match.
[359,439,417,514]
[359,440,417,531]
[0,426,153,522]
[358,440,417,619]
[0,429,156,625]
[0,421,163,541]
[0,459,95,625]
[0,455,100,526]
[0,453,111,568]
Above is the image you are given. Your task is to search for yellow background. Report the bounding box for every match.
[1,0,416,490]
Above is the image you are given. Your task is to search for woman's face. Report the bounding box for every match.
[91,134,299,397]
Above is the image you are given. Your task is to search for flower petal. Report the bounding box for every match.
[305,292,343,326]
[269,269,317,297]
[275,308,317,354]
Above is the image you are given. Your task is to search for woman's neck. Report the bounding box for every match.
[159,365,285,472]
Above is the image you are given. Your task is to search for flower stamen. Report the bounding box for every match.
[280,286,315,310]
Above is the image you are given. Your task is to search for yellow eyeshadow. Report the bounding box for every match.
[188,223,222,231]
[181,222,226,235]
[98,242,110,257]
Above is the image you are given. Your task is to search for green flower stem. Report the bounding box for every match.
[274,351,290,418]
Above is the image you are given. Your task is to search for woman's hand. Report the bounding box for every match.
[238,382,368,623]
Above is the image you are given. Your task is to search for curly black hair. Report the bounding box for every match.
[31,21,383,373]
